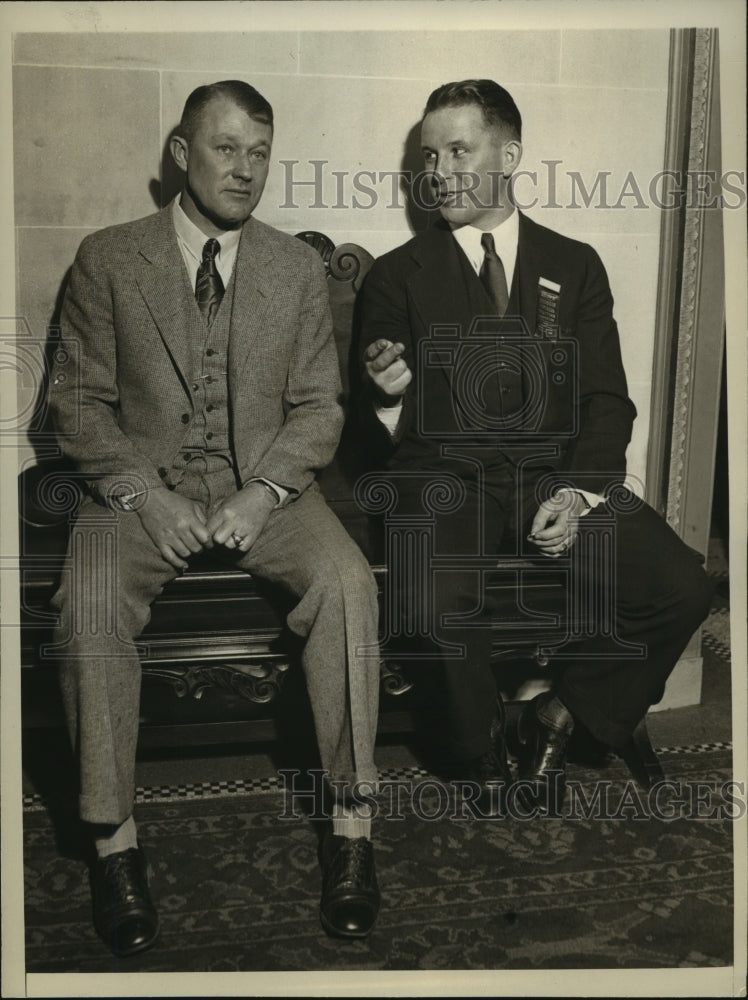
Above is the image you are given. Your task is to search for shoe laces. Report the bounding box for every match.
[328,837,371,888]
[101,849,145,904]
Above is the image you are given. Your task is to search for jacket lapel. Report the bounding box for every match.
[228,217,276,384]
[134,206,193,384]
[517,213,569,336]
[408,224,475,336]
[406,225,480,391]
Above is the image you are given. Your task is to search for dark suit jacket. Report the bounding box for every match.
[50,205,343,506]
[358,214,636,498]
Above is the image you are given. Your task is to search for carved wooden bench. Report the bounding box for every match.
[18,232,663,787]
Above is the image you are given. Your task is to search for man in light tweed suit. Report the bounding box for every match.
[49,80,381,956]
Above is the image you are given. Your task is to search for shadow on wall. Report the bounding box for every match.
[152,124,186,210]
[401,120,437,236]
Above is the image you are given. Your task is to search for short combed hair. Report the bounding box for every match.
[177,80,273,141]
[423,80,522,141]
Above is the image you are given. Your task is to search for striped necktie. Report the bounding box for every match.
[195,238,224,325]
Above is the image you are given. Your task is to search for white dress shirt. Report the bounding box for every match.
[451,208,519,287]
[172,196,241,290]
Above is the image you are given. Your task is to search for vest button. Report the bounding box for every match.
[206,432,214,440]
[158,467,167,477]
[206,404,214,412]
[205,376,213,385]
[206,348,215,357]
[181,413,189,423]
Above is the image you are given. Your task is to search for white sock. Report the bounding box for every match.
[94,815,138,858]
[332,801,372,840]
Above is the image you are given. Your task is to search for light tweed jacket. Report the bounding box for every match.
[50,205,343,506]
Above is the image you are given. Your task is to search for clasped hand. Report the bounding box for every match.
[527,492,588,558]
[136,482,276,570]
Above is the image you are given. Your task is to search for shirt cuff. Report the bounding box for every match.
[247,477,288,507]
[375,401,403,437]
[556,487,606,516]
[112,486,162,511]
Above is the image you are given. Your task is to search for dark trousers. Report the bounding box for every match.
[382,460,713,759]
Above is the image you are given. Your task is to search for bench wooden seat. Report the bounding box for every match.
[18,232,664,788]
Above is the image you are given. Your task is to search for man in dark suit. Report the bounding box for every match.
[49,80,381,956]
[359,79,712,815]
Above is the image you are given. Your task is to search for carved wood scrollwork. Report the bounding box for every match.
[329,243,375,292]
[145,656,418,704]
[144,659,291,703]
[379,660,415,697]
[295,230,335,270]
[295,231,374,292]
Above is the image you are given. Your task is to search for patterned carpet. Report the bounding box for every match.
[21,596,740,978]
[23,739,736,975]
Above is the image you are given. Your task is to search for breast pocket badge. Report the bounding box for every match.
[536,277,561,339]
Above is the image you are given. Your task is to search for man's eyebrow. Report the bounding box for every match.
[211,132,271,147]
[421,138,467,151]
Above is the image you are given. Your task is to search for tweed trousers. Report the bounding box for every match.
[50,469,380,826]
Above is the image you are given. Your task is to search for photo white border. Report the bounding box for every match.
[1,2,745,997]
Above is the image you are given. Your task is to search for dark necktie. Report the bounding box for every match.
[479,231,509,317]
[195,238,224,325]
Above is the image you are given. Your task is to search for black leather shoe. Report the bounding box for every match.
[92,843,159,957]
[516,693,574,814]
[319,831,380,939]
[457,706,514,817]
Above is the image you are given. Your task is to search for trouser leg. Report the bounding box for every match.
[551,497,714,747]
[235,485,380,791]
[383,472,511,760]
[50,499,179,824]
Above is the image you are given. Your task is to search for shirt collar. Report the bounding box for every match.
[452,208,519,285]
[171,196,242,263]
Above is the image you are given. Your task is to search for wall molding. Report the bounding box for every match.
[648,28,725,545]
[647,28,726,710]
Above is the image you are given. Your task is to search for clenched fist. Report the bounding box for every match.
[364,339,412,405]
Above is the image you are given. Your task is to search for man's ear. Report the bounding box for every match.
[170,134,189,173]
[502,139,523,178]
